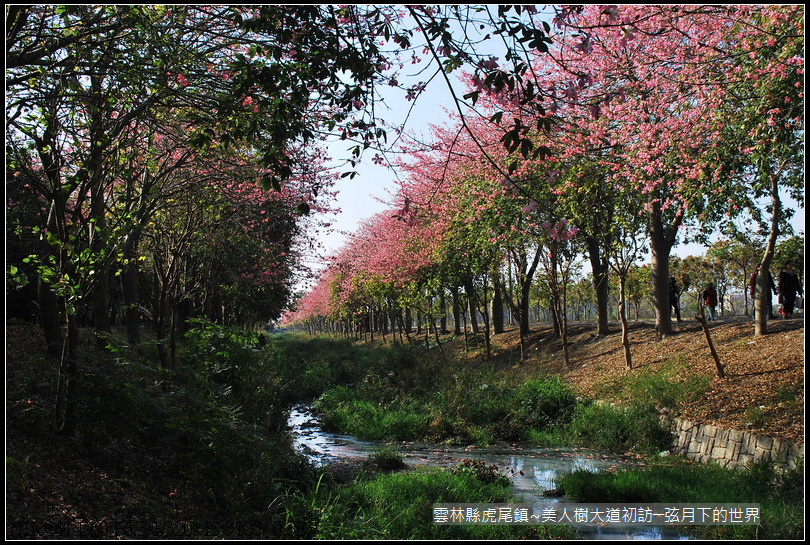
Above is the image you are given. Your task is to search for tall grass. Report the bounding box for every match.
[307,340,583,445]
[558,458,804,539]
[313,360,669,453]
[312,467,575,539]
[564,400,672,454]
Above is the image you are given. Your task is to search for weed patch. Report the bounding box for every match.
[565,401,671,454]
[314,467,574,539]
[559,458,804,539]
[622,357,712,409]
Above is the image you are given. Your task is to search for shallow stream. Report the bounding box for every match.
[288,405,693,540]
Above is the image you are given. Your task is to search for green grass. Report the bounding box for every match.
[558,458,804,539]
[309,343,582,445]
[367,446,407,471]
[292,333,672,453]
[564,400,672,454]
[621,355,713,409]
[313,467,575,539]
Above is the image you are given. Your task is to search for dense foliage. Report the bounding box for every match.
[284,6,803,344]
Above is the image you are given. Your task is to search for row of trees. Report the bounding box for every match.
[4,5,618,354]
[7,6,349,352]
[5,6,379,435]
[7,5,582,436]
[283,6,804,366]
[283,236,803,329]
[4,6,804,432]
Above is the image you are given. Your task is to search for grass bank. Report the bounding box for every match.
[6,322,803,539]
[301,463,575,539]
[293,333,671,453]
[559,457,804,539]
[271,331,803,540]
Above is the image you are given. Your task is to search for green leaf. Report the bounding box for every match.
[260,176,281,192]
[520,138,532,158]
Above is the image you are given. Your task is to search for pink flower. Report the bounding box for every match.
[479,57,499,71]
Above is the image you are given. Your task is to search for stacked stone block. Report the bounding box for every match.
[668,417,803,470]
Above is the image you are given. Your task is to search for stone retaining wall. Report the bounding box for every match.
[668,417,804,470]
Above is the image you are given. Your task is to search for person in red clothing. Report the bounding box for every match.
[702,282,718,321]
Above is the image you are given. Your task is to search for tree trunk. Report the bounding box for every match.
[438,290,448,334]
[58,312,80,436]
[519,281,532,336]
[619,276,632,370]
[585,236,611,336]
[479,282,491,359]
[155,273,171,366]
[121,263,141,345]
[696,310,725,379]
[121,234,142,345]
[649,202,680,338]
[90,190,111,345]
[38,277,63,359]
[491,273,504,334]
[549,258,561,338]
[464,280,479,335]
[754,170,782,337]
[450,286,462,335]
[87,99,111,345]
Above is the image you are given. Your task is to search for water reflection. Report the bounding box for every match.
[288,405,692,540]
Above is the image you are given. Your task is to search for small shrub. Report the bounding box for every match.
[368,446,406,471]
[511,375,577,433]
[566,400,670,454]
[451,459,511,486]
[773,384,801,403]
[743,405,767,428]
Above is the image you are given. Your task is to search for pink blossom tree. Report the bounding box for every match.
[535,5,803,338]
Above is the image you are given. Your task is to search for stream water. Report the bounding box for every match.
[288,405,693,540]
